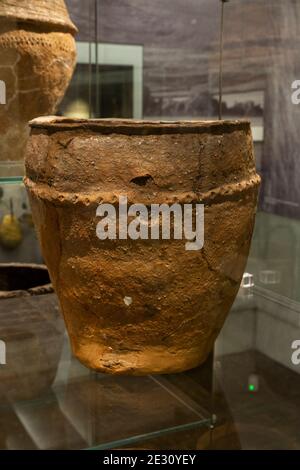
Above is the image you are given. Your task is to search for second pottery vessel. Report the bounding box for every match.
[25,117,261,375]
[0,263,64,401]
[0,0,77,163]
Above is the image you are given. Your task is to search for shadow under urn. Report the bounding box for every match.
[24,117,261,375]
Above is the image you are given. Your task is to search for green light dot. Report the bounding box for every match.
[249,384,255,392]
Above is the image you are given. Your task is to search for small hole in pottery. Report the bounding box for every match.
[130,175,153,186]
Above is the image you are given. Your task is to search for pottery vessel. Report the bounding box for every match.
[0,263,64,401]
[24,117,261,375]
[0,0,77,163]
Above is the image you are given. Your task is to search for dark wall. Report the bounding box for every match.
[65,0,300,219]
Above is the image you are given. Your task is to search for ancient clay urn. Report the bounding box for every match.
[24,117,261,375]
[0,0,77,163]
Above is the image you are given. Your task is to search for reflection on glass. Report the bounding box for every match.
[60,64,133,119]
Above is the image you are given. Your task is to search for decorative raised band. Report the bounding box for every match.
[24,173,261,207]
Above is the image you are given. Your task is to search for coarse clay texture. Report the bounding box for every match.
[24,117,261,375]
[0,0,77,162]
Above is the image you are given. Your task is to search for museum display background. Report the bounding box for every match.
[0,0,299,449]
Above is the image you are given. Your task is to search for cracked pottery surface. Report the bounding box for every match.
[0,0,77,162]
[24,117,261,375]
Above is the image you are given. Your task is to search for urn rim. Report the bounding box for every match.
[0,0,77,35]
[29,116,251,135]
[0,263,53,299]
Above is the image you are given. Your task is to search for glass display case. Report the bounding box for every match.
[0,0,300,451]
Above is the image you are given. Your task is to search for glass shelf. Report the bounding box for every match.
[0,162,24,183]
[89,419,211,450]
[0,177,23,185]
[0,292,213,450]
